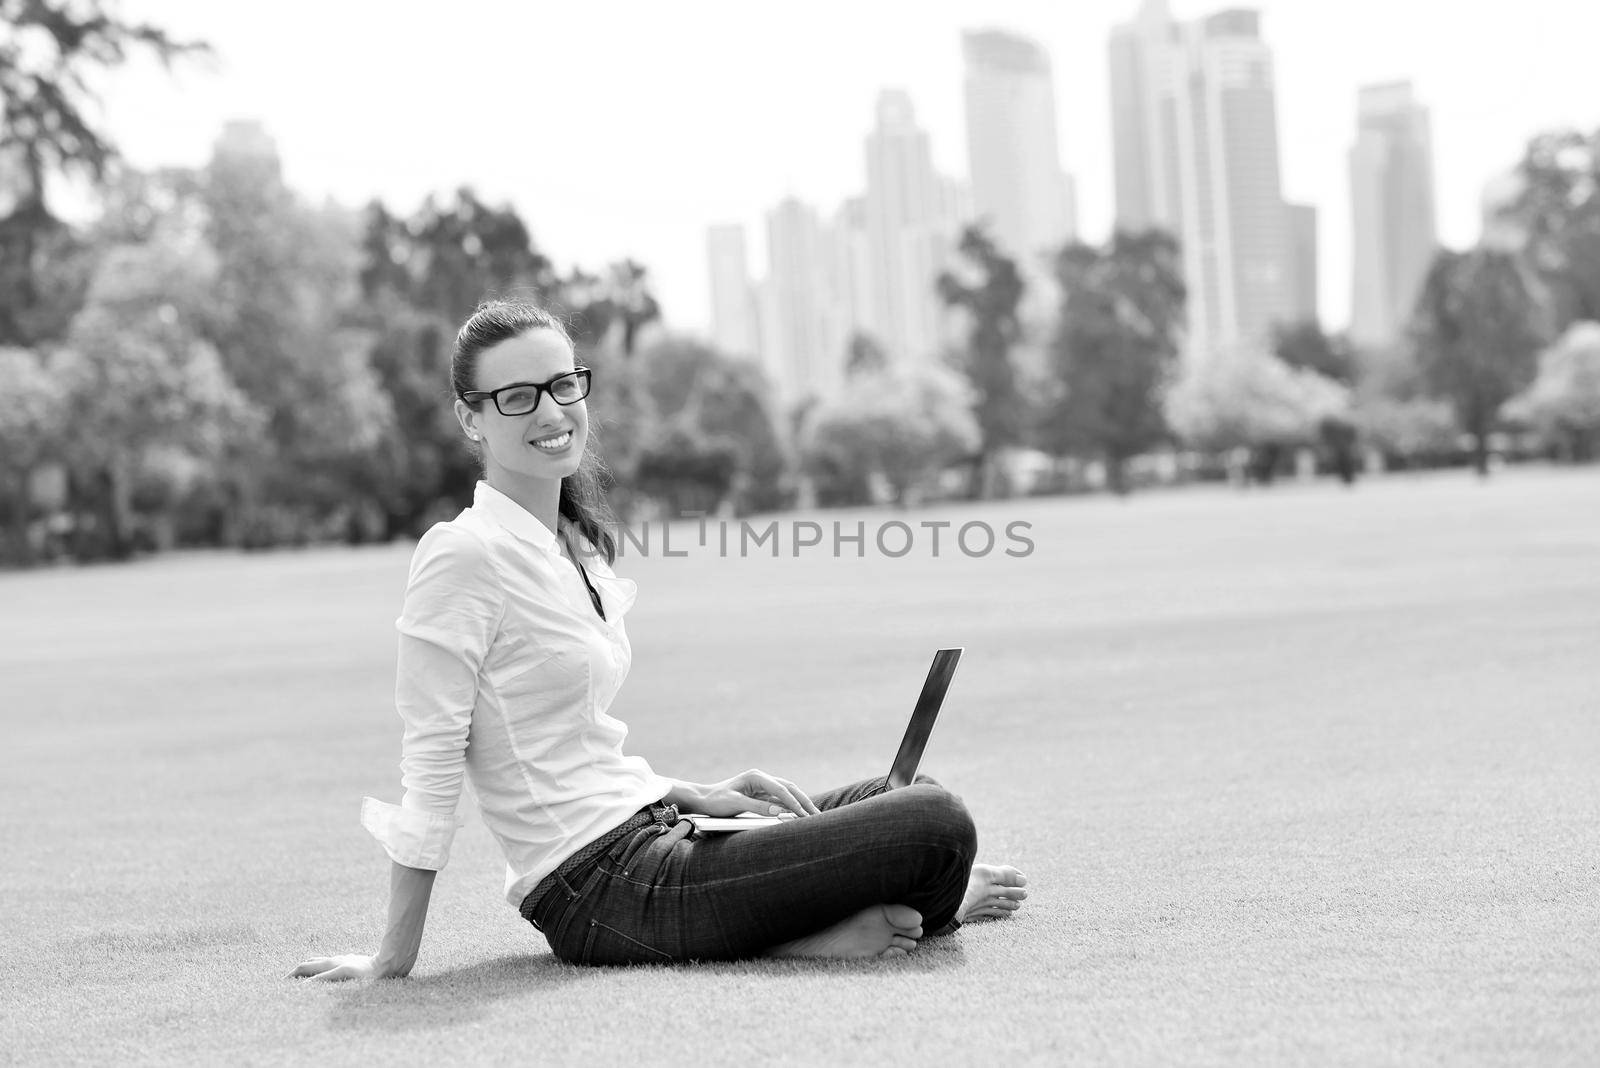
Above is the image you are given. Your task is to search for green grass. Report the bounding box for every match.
[2,467,1597,1065]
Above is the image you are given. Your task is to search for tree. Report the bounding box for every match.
[936,224,1026,497]
[1502,320,1600,461]
[0,1,205,344]
[1165,348,1350,482]
[1494,127,1600,331]
[0,345,59,563]
[53,235,258,559]
[800,364,980,506]
[633,426,742,517]
[404,187,560,322]
[1274,319,1356,385]
[199,128,392,535]
[561,259,662,358]
[342,292,462,538]
[1353,396,1460,467]
[634,337,790,515]
[845,331,890,378]
[1045,229,1186,494]
[1410,246,1547,476]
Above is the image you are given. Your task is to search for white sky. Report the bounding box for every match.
[101,0,1600,336]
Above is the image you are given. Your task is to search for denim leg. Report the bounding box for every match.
[810,773,944,811]
[542,781,977,964]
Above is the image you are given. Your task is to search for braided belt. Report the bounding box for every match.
[520,801,679,923]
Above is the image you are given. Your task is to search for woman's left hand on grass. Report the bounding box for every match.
[691,769,821,819]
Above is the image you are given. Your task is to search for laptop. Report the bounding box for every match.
[682,648,963,831]
[885,647,963,789]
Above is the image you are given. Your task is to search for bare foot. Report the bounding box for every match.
[766,904,924,959]
[960,862,1027,922]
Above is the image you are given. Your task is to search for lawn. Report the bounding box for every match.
[1,467,1596,1066]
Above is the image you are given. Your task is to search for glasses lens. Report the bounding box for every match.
[497,386,541,415]
[551,372,588,404]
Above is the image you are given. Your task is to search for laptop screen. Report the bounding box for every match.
[886,648,963,789]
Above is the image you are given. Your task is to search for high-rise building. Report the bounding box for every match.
[1109,0,1184,235]
[1349,81,1438,348]
[706,224,759,359]
[962,29,1077,273]
[760,196,850,406]
[863,89,948,364]
[831,196,876,349]
[1284,202,1318,324]
[1109,2,1292,361]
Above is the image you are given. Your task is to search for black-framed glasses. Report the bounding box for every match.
[461,368,592,416]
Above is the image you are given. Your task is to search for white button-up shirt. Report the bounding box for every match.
[361,481,670,907]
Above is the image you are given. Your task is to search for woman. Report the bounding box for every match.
[292,301,1026,976]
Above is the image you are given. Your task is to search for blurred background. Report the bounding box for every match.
[3,0,1598,567]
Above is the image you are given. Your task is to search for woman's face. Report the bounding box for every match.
[455,328,589,484]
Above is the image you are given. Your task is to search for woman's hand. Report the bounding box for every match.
[289,953,390,982]
[683,769,822,819]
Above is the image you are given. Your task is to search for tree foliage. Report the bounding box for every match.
[1495,127,1600,330]
[1274,319,1356,385]
[0,0,206,345]
[53,233,258,558]
[1166,348,1350,454]
[0,345,58,560]
[1502,320,1600,460]
[801,363,979,506]
[632,337,789,515]
[1410,246,1546,475]
[845,330,890,378]
[1045,229,1185,492]
[562,259,663,358]
[1352,396,1460,463]
[936,223,1025,495]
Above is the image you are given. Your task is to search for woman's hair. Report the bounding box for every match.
[452,299,618,564]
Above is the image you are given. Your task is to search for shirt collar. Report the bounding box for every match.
[472,481,560,553]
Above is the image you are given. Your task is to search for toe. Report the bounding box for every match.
[882,904,923,931]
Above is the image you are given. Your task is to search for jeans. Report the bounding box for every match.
[524,775,978,965]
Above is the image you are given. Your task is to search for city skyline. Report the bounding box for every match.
[87,1,1600,338]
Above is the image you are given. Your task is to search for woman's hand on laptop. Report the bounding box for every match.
[666,771,821,819]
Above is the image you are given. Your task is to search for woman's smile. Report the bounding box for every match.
[530,429,574,452]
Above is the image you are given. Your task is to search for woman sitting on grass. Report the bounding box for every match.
[292,300,1026,977]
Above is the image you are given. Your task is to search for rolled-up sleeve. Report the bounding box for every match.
[361,524,505,870]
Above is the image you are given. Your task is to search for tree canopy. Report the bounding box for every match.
[1410,246,1546,474]
[937,223,1026,496]
[1045,229,1186,492]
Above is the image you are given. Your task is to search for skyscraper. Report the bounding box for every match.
[1108,0,1184,235]
[1109,2,1293,361]
[863,89,946,364]
[1349,81,1438,348]
[1284,202,1318,324]
[706,224,758,358]
[961,29,1077,272]
[760,196,849,406]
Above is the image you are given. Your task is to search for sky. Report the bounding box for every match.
[96,0,1600,337]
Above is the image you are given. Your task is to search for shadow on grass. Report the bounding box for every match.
[324,937,968,1032]
[323,953,571,1032]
